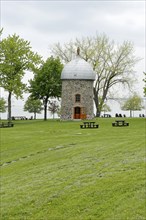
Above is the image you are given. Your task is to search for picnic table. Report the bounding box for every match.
[80,121,99,129]
[112,120,129,127]
[0,121,14,128]
[11,116,27,120]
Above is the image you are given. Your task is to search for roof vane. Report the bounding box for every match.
[77,47,80,56]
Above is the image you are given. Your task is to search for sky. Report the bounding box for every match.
[0,0,145,118]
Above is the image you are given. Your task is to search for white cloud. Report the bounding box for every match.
[1,1,145,46]
[0,0,145,118]
[1,0,145,61]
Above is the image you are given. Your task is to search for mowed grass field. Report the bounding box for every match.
[0,118,145,220]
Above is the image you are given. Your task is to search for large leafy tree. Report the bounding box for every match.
[0,33,42,120]
[24,96,43,119]
[121,93,143,117]
[0,97,7,113]
[51,34,139,116]
[29,56,63,120]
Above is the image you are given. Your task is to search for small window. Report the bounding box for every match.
[75,94,81,102]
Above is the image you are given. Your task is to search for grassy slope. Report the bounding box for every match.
[0,118,145,220]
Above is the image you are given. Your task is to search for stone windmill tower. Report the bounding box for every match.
[60,48,95,120]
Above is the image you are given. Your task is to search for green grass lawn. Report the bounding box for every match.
[0,118,145,220]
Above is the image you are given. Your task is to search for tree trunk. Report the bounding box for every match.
[93,88,101,117]
[94,85,108,117]
[96,106,101,117]
[8,92,12,121]
[34,112,36,119]
[44,98,48,120]
[94,100,101,117]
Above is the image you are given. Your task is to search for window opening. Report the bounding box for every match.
[75,94,81,102]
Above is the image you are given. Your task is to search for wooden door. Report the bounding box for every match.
[74,107,81,119]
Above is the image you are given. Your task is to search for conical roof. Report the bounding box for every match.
[61,56,95,80]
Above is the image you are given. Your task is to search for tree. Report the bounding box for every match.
[143,72,146,96]
[97,96,111,115]
[24,96,43,119]
[29,56,63,120]
[101,102,111,115]
[0,33,42,120]
[0,97,7,113]
[51,34,139,116]
[121,93,143,117]
[48,100,60,119]
[0,28,3,36]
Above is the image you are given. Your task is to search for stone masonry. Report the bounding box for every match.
[61,79,94,120]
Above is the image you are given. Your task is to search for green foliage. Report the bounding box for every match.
[48,100,60,118]
[0,33,42,96]
[121,93,143,117]
[0,33,42,119]
[0,97,7,113]
[101,103,111,113]
[0,118,145,219]
[98,97,111,113]
[143,72,146,96]
[29,56,63,120]
[24,96,43,119]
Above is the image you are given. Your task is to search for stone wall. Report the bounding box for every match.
[61,79,94,120]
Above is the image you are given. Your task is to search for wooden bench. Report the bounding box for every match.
[80,121,99,129]
[112,120,129,127]
[0,122,14,128]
